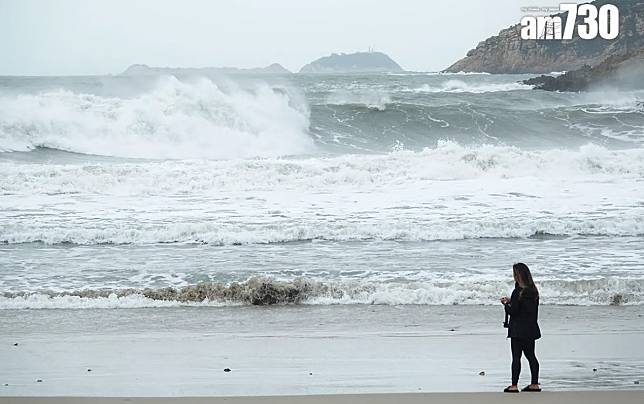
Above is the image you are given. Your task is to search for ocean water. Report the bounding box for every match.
[1,72,643,309]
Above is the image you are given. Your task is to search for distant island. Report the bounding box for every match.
[299,51,403,73]
[121,52,404,75]
[444,0,644,74]
[121,63,291,76]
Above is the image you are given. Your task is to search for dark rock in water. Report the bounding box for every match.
[87,368,92,372]
[593,368,598,372]
[635,380,640,384]
[309,372,313,376]
[36,379,42,383]
[479,371,486,376]
[449,328,456,332]
[223,368,231,372]
[445,0,644,73]
[524,48,644,92]
[523,67,593,92]
[13,343,18,346]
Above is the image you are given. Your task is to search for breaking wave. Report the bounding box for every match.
[2,74,644,313]
[325,90,391,111]
[2,217,643,245]
[2,142,643,196]
[0,76,313,159]
[1,276,641,309]
[386,72,493,76]
[407,79,532,93]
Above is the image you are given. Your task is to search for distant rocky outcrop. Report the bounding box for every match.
[523,47,644,91]
[444,0,644,74]
[121,63,291,76]
[299,51,403,73]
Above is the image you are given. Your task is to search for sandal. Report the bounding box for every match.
[504,386,520,393]
[522,385,542,392]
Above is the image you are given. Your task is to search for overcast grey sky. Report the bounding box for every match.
[1,0,533,75]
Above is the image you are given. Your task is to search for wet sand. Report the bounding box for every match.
[1,305,643,396]
[1,391,644,404]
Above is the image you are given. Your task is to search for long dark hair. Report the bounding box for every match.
[513,262,539,301]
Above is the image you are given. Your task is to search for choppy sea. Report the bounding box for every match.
[1,72,643,309]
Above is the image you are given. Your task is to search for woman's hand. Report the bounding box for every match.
[500,296,510,304]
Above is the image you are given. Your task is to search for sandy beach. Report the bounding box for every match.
[1,391,644,404]
[2,305,643,397]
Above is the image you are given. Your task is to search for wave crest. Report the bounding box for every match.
[0,76,313,159]
[2,142,643,195]
[1,218,643,245]
[407,79,532,93]
[325,90,391,111]
[1,276,641,309]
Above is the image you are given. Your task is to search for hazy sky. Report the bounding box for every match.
[1,0,534,75]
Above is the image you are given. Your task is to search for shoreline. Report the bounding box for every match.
[2,305,643,396]
[2,391,644,404]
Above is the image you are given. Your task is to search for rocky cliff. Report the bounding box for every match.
[299,52,403,73]
[444,0,644,74]
[523,47,644,91]
[121,63,291,76]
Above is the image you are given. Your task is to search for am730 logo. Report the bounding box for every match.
[521,3,619,40]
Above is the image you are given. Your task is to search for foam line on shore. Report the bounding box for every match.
[1,276,641,308]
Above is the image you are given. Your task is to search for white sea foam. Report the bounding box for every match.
[325,90,391,111]
[393,71,493,76]
[0,76,313,159]
[408,79,532,93]
[0,294,188,310]
[571,124,644,144]
[385,72,491,76]
[2,142,643,195]
[1,277,640,309]
[387,72,492,76]
[575,91,644,112]
[439,71,492,75]
[1,214,642,245]
[1,141,642,245]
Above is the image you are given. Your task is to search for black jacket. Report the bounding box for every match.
[505,285,541,340]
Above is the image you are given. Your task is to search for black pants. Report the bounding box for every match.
[511,338,539,385]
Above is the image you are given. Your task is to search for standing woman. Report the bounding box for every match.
[500,263,542,393]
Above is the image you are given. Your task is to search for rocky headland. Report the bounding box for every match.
[523,47,644,91]
[444,0,644,74]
